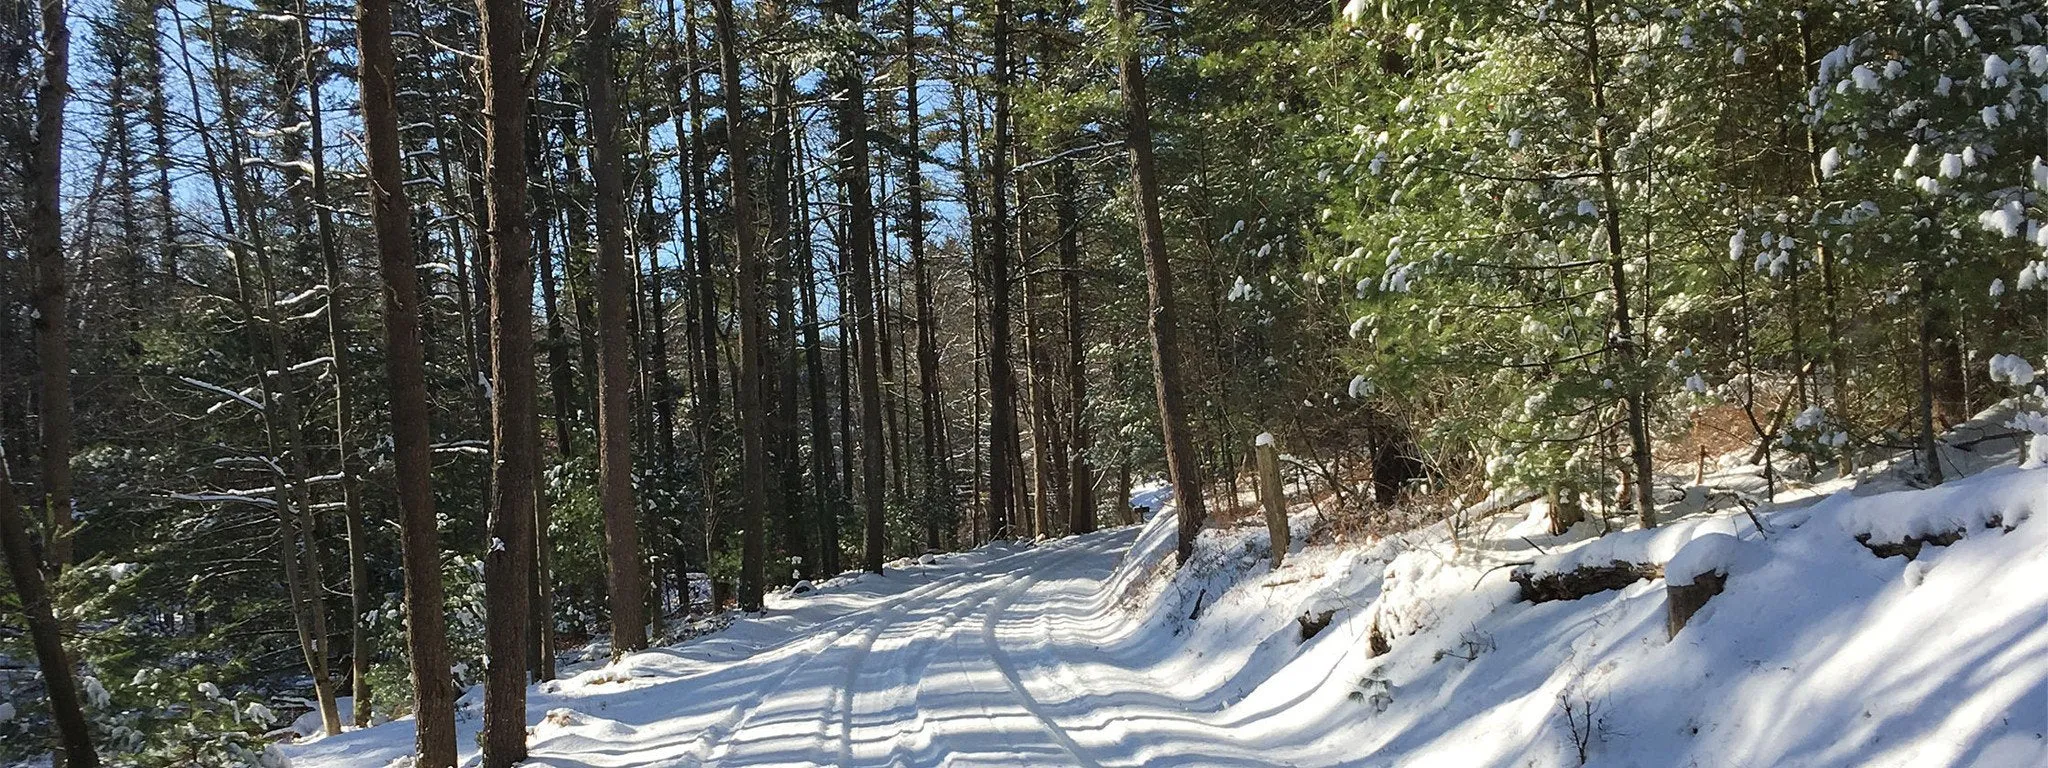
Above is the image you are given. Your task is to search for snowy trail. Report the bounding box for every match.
[284,518,1330,768]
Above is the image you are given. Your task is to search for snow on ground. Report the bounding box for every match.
[283,411,2048,767]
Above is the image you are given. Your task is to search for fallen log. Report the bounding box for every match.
[1511,560,1664,604]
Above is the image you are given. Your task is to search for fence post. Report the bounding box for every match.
[1256,432,1291,568]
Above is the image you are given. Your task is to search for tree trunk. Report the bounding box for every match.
[1578,0,1657,526]
[528,116,562,681]
[714,0,773,610]
[904,2,949,549]
[357,0,459,754]
[143,2,177,283]
[1116,461,1135,525]
[794,117,843,577]
[301,7,374,724]
[1061,168,1094,535]
[30,0,75,574]
[981,0,1023,540]
[767,42,811,580]
[585,0,649,656]
[476,0,537,758]
[0,445,98,767]
[1113,0,1207,564]
[207,6,341,731]
[560,134,603,425]
[1918,272,1944,485]
[831,0,889,572]
[681,0,722,578]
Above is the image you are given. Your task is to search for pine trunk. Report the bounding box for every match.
[714,0,774,610]
[357,0,460,753]
[0,449,98,766]
[1060,168,1095,535]
[1114,0,1207,564]
[30,0,75,573]
[984,0,1020,540]
[586,0,649,655]
[476,0,537,758]
[834,0,890,572]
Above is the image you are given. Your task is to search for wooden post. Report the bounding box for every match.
[1255,433,1290,568]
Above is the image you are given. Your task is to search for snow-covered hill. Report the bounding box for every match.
[283,416,2048,767]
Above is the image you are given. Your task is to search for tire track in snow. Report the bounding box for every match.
[837,574,1010,764]
[974,540,1115,768]
[690,545,1059,766]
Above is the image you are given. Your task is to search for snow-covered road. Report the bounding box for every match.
[283,510,1360,767]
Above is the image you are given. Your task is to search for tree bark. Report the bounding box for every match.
[832,0,890,572]
[713,0,773,610]
[585,0,649,656]
[30,0,75,573]
[476,0,537,757]
[0,444,98,767]
[1113,0,1207,564]
[357,0,459,756]
[301,7,374,724]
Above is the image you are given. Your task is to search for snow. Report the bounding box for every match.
[1984,54,2010,85]
[1347,374,1373,399]
[285,429,2048,768]
[178,376,265,411]
[1989,353,2035,386]
[1664,532,1742,587]
[1255,431,1276,447]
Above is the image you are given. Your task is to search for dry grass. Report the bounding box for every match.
[1659,403,1771,466]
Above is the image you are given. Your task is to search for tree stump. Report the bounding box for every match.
[1546,486,1583,536]
[1298,609,1336,641]
[1666,570,1725,640]
[1255,433,1291,568]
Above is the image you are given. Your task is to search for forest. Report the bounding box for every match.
[2,0,2046,765]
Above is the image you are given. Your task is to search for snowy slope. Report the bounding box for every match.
[283,436,2048,767]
